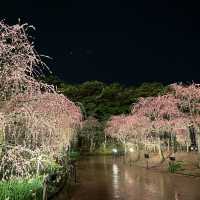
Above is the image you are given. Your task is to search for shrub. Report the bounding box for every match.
[0,177,43,200]
[168,161,183,173]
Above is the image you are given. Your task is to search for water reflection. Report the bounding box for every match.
[55,157,200,200]
[112,163,120,199]
[124,170,133,184]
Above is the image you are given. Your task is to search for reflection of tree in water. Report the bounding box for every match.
[112,163,120,199]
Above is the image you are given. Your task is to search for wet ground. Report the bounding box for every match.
[56,156,200,200]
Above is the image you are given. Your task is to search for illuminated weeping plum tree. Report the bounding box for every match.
[105,114,150,154]
[105,92,193,161]
[105,115,129,153]
[78,117,103,152]
[0,21,53,101]
[4,92,82,154]
[171,83,200,152]
[123,115,150,152]
[131,94,182,121]
[170,117,191,152]
[131,94,189,160]
[0,21,82,179]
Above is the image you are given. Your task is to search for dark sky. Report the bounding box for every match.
[1,0,200,85]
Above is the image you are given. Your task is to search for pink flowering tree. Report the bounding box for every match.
[105,115,129,153]
[105,114,150,154]
[170,117,191,152]
[122,115,150,152]
[0,112,4,155]
[171,83,200,152]
[170,83,200,115]
[132,94,182,121]
[0,21,82,179]
[4,92,82,154]
[78,117,103,152]
[131,94,188,160]
[105,83,200,164]
[190,116,200,153]
[0,20,53,101]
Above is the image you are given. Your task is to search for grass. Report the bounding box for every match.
[0,158,71,200]
[0,176,43,200]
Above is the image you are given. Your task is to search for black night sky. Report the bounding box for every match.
[1,0,200,85]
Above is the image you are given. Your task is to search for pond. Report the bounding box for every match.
[56,156,200,200]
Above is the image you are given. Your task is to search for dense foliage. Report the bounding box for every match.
[0,177,43,200]
[44,76,167,121]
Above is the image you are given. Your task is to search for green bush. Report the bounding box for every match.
[69,151,80,160]
[45,161,63,175]
[0,177,43,200]
[168,161,183,173]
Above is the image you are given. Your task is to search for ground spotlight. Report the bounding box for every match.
[112,148,118,153]
[129,148,134,152]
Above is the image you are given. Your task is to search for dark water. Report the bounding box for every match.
[56,156,200,200]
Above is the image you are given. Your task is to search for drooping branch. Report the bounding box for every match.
[0,20,53,101]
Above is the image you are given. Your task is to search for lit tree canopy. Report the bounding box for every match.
[0,21,82,179]
[105,114,150,143]
[4,92,82,155]
[105,86,198,150]
[131,94,183,121]
[0,20,53,100]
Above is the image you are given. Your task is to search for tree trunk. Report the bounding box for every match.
[124,141,127,155]
[36,158,40,175]
[168,138,170,152]
[196,134,200,153]
[90,138,94,153]
[104,133,107,151]
[0,130,3,157]
[186,142,189,153]
[157,138,164,162]
[173,136,176,153]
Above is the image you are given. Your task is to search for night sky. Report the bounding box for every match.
[1,1,200,85]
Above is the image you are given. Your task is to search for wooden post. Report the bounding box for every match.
[146,159,149,169]
[71,160,77,183]
[144,153,149,169]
